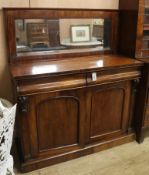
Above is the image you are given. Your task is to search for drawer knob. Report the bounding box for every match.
[92,72,97,81]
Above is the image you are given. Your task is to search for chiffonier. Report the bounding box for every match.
[4,8,144,172]
[119,0,149,142]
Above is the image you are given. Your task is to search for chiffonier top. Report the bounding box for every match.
[10,55,143,80]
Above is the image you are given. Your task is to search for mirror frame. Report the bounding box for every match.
[4,8,119,63]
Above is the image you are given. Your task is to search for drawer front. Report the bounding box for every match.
[17,73,86,95]
[86,69,141,85]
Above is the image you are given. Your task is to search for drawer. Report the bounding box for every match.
[86,69,141,85]
[17,73,86,95]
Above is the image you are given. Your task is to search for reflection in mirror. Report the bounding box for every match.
[15,18,112,55]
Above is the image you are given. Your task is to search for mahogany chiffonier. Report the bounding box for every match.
[4,8,143,172]
[119,0,149,142]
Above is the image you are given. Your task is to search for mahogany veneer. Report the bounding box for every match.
[11,55,141,79]
[119,0,149,142]
[4,8,144,172]
[11,55,143,172]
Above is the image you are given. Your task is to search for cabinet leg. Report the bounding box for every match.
[136,130,144,144]
[136,135,144,144]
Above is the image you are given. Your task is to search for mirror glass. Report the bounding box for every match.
[15,18,112,55]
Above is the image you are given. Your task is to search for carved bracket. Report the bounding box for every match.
[133,79,140,94]
[18,96,28,113]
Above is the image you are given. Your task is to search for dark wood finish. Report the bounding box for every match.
[13,55,142,172]
[144,107,149,126]
[87,81,131,143]
[134,64,149,143]
[10,55,142,79]
[119,0,139,57]
[119,0,149,58]
[119,0,149,142]
[19,89,86,159]
[4,8,144,172]
[21,133,135,172]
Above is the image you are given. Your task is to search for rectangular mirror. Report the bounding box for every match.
[15,18,112,55]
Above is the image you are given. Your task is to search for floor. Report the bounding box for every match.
[15,137,149,175]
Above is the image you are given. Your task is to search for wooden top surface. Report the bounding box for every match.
[10,55,143,79]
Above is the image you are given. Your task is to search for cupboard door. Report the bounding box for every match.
[19,88,86,159]
[85,81,132,143]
